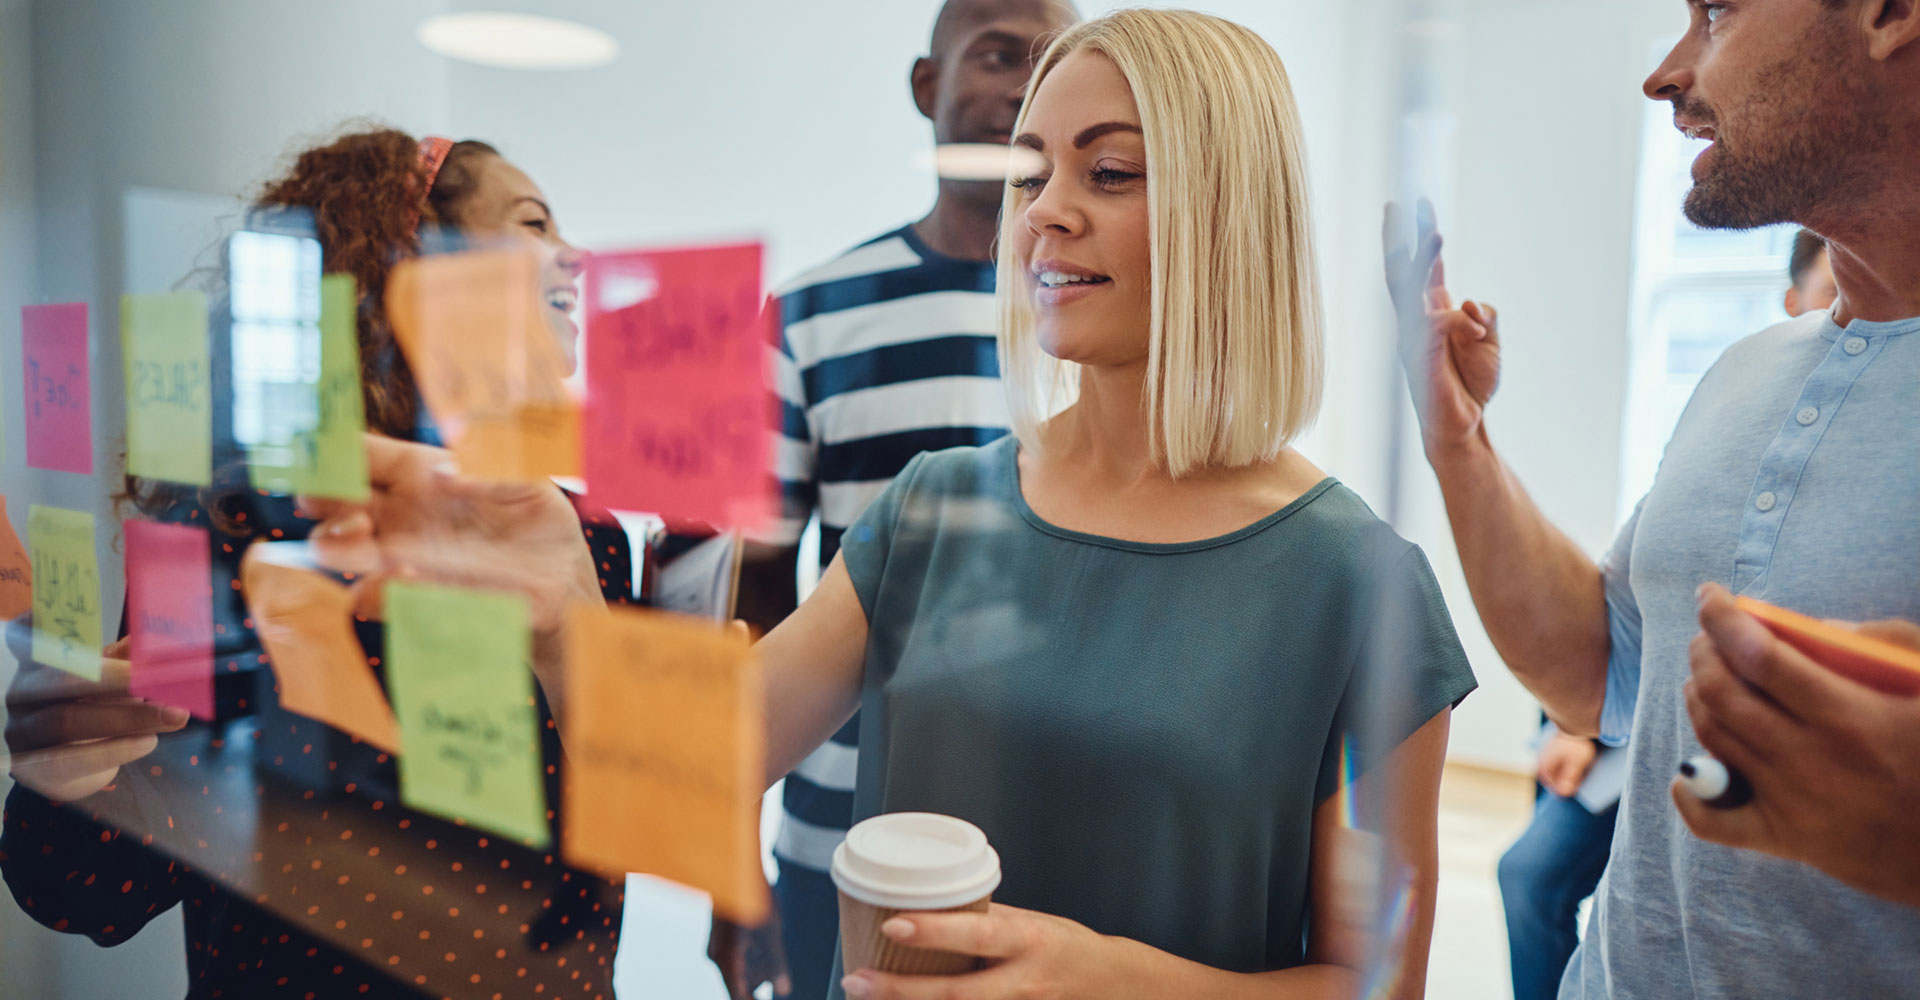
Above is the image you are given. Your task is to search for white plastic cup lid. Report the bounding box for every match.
[830,812,1002,910]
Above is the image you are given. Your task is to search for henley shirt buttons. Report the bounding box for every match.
[1845,336,1869,355]
[1797,406,1819,426]
[1756,491,1778,512]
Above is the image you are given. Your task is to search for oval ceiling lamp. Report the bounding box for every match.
[915,144,1046,182]
[417,12,619,70]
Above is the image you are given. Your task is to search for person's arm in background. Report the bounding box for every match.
[736,300,819,637]
[736,544,801,637]
[1537,723,1602,799]
[707,296,821,998]
[2,628,191,944]
[301,432,865,996]
[1383,202,1613,736]
[1678,584,1920,906]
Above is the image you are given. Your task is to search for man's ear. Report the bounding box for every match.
[911,57,939,122]
[1861,0,1920,61]
[1784,287,1803,317]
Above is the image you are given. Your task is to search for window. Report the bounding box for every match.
[1618,89,1796,516]
[229,227,324,465]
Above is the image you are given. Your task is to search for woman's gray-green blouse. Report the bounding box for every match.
[828,437,1475,991]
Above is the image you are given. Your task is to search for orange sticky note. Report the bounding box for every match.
[386,249,579,482]
[1735,596,1920,696]
[562,605,767,923]
[0,498,31,620]
[241,553,401,752]
[453,402,581,483]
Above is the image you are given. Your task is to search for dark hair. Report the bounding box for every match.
[254,126,500,438]
[1788,229,1828,289]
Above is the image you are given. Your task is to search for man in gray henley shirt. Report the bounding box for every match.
[1385,0,1920,996]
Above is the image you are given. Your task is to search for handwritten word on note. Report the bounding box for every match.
[387,249,578,483]
[122,292,211,486]
[583,243,772,527]
[241,552,400,752]
[247,275,370,500]
[125,520,215,720]
[0,498,32,621]
[21,303,93,474]
[28,505,101,679]
[562,606,767,922]
[385,581,549,847]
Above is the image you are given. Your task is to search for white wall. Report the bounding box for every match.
[1381,0,1693,770]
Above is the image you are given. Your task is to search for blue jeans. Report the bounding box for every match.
[1497,791,1619,1000]
[774,857,841,1000]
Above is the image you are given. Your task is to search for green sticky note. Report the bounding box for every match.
[122,292,211,486]
[28,505,101,679]
[386,581,550,847]
[247,275,370,500]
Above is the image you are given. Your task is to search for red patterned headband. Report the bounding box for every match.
[411,135,455,233]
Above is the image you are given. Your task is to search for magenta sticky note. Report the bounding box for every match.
[21,303,94,474]
[126,520,215,720]
[583,243,772,527]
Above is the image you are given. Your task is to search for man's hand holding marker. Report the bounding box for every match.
[1678,583,1920,907]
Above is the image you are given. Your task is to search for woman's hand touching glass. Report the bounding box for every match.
[297,434,603,711]
[5,626,188,802]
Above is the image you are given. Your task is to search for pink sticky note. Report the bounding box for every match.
[583,243,772,527]
[21,303,94,474]
[126,520,215,720]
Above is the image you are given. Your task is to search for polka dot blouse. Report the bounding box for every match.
[2,481,646,999]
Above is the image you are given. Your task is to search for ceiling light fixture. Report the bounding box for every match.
[417,12,618,70]
[915,144,1046,182]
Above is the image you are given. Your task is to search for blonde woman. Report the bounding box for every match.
[306,9,1474,999]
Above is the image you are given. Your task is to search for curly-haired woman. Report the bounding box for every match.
[1,126,632,1000]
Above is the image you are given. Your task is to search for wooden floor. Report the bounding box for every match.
[1428,762,1536,1000]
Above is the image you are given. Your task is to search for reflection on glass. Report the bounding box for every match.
[229,225,324,471]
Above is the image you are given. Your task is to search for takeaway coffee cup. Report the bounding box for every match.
[832,812,1002,976]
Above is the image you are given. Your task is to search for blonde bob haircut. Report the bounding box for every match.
[997,9,1324,477]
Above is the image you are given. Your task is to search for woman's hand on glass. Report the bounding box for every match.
[840,903,1114,1000]
[4,625,187,802]
[298,434,600,636]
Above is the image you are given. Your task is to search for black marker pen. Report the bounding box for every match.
[1677,756,1752,809]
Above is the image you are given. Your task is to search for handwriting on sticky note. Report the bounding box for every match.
[385,581,549,847]
[126,521,215,720]
[21,303,93,474]
[248,275,370,500]
[454,403,580,483]
[241,553,400,752]
[561,606,767,923]
[28,505,101,680]
[583,243,771,527]
[386,249,579,483]
[0,499,33,621]
[122,292,211,486]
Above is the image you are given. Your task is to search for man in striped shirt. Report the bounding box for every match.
[709,2,1078,998]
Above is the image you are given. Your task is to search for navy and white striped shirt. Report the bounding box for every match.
[762,225,1007,873]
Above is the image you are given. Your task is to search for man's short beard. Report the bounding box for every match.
[1683,132,1832,230]
[1681,34,1884,231]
